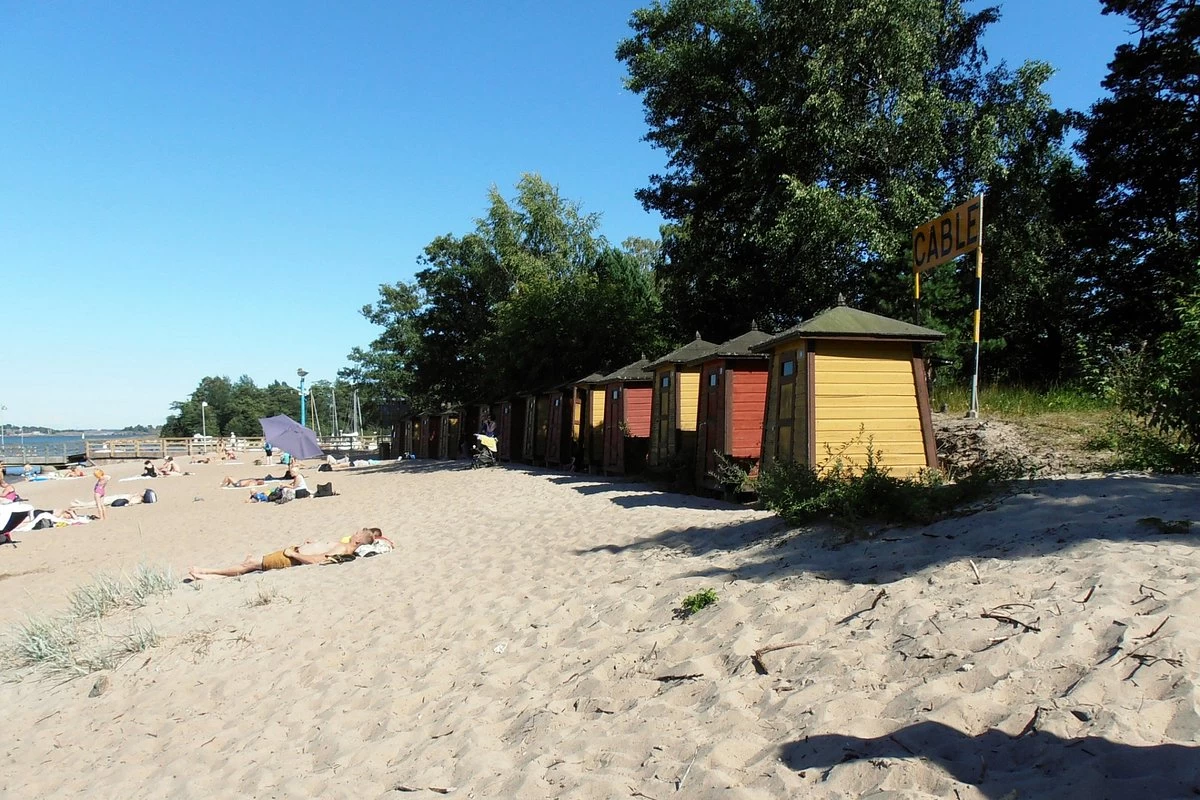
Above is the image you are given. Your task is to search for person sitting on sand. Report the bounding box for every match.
[64,464,87,477]
[0,478,21,502]
[188,528,381,580]
[221,476,265,488]
[142,460,158,478]
[191,455,212,464]
[160,456,182,475]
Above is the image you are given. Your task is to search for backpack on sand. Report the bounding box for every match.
[143,488,157,504]
[315,482,336,498]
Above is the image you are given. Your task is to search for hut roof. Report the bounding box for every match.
[599,357,654,383]
[753,300,944,350]
[685,323,772,365]
[569,372,607,387]
[646,333,719,369]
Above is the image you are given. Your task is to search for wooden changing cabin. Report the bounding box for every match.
[574,373,607,473]
[395,417,414,457]
[687,324,772,490]
[752,300,944,477]
[497,396,527,462]
[544,384,570,468]
[437,407,462,460]
[416,412,437,459]
[646,334,718,472]
[546,373,605,470]
[520,390,551,464]
[600,358,654,475]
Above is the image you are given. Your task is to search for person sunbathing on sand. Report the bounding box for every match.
[64,465,87,477]
[220,476,266,488]
[188,528,381,580]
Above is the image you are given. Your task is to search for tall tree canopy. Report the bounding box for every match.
[1078,0,1200,347]
[348,175,667,411]
[618,0,1079,381]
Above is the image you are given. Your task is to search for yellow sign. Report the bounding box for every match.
[912,195,983,273]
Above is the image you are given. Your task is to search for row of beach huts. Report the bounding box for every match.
[391,302,946,490]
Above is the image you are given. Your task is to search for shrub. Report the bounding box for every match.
[678,588,719,617]
[757,434,1027,527]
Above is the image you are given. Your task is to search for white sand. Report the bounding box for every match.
[1,459,1198,798]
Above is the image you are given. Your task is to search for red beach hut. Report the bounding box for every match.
[686,324,773,490]
[497,397,527,462]
[600,358,654,475]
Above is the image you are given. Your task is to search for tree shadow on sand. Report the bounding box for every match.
[574,475,1200,585]
[780,720,1200,799]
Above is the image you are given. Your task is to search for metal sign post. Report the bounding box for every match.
[912,194,985,418]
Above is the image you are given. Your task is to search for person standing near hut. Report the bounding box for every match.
[264,441,274,463]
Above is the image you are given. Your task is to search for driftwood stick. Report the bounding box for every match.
[1136,616,1170,641]
[838,589,888,625]
[1139,583,1166,598]
[968,560,982,584]
[928,616,945,635]
[751,640,807,675]
[676,755,696,792]
[1073,584,1098,604]
[981,610,1041,633]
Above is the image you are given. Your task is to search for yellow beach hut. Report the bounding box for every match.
[751,299,944,476]
[645,334,718,471]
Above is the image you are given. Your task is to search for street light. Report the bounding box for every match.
[0,404,5,447]
[297,369,309,427]
[201,400,208,444]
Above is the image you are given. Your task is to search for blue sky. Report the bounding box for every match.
[2,1,1130,429]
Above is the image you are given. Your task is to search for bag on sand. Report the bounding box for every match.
[111,499,130,507]
[315,482,336,498]
[277,487,296,503]
[318,463,333,472]
[143,488,157,504]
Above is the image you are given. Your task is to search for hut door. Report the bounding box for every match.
[499,404,511,460]
[522,398,537,461]
[697,365,723,485]
[653,372,671,465]
[604,386,623,472]
[546,395,562,464]
[775,351,799,462]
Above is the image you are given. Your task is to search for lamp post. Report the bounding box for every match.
[201,400,208,448]
[297,369,309,427]
[0,404,5,447]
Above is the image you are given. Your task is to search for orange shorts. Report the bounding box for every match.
[261,550,300,570]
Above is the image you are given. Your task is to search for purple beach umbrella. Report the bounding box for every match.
[258,414,325,460]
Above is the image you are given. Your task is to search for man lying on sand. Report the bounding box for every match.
[220,476,266,488]
[188,527,382,580]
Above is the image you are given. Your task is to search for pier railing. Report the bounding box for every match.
[84,436,383,461]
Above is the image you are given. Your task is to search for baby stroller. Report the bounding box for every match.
[471,434,499,469]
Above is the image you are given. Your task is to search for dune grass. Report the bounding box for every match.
[931,384,1111,417]
[5,565,174,677]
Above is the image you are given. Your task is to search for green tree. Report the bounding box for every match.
[618,0,1080,382]
[348,175,666,407]
[1078,0,1200,347]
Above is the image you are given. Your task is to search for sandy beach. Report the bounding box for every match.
[1,457,1198,798]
